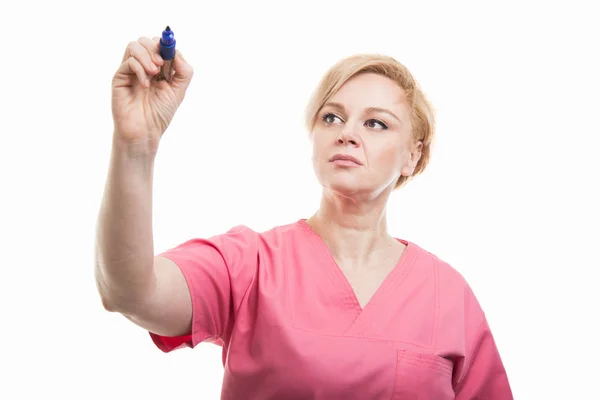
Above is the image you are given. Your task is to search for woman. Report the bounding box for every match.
[95,36,513,399]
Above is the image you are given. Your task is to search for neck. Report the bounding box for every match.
[307,189,394,264]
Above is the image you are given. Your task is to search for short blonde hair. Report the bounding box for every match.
[305,54,436,188]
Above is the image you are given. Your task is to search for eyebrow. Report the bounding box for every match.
[323,102,403,125]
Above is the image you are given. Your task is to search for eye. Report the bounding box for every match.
[322,113,343,125]
[366,119,388,130]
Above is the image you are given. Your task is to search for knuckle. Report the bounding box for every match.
[127,57,138,68]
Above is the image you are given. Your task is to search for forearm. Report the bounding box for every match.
[94,137,157,313]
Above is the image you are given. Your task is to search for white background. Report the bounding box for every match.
[1,0,599,398]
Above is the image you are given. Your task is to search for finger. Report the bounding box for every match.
[114,56,150,88]
[123,40,159,77]
[139,36,164,66]
[171,49,193,86]
[175,48,186,62]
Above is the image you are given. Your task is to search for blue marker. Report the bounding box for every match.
[159,26,176,82]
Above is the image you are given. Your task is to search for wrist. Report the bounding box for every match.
[111,132,160,162]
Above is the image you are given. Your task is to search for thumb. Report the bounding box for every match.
[171,49,193,88]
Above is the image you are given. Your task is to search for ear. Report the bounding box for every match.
[400,140,423,177]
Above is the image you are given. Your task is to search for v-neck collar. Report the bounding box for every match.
[297,219,419,336]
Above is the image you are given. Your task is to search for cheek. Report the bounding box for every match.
[311,134,328,159]
[311,137,323,170]
[311,138,319,161]
[372,143,406,170]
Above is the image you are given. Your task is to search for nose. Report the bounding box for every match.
[336,126,361,147]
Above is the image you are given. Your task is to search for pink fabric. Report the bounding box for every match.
[150,220,513,399]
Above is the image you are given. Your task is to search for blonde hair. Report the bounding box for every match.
[305,54,436,188]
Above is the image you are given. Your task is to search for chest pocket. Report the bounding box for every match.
[391,350,455,400]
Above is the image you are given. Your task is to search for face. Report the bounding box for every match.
[311,72,422,199]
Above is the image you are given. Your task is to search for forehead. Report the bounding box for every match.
[328,72,409,113]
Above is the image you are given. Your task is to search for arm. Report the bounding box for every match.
[454,318,514,399]
[96,34,195,337]
[94,139,192,337]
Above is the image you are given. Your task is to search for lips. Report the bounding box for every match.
[329,154,363,166]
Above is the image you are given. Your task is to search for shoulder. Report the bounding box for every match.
[408,241,483,311]
[214,219,307,250]
[408,242,468,285]
[166,219,306,258]
[239,219,306,241]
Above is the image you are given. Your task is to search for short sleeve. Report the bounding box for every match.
[454,317,513,399]
[149,225,258,353]
[452,282,514,399]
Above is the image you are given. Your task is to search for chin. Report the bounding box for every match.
[313,167,378,197]
[318,172,398,200]
[322,177,368,196]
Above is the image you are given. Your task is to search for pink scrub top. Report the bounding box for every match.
[150,220,513,399]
